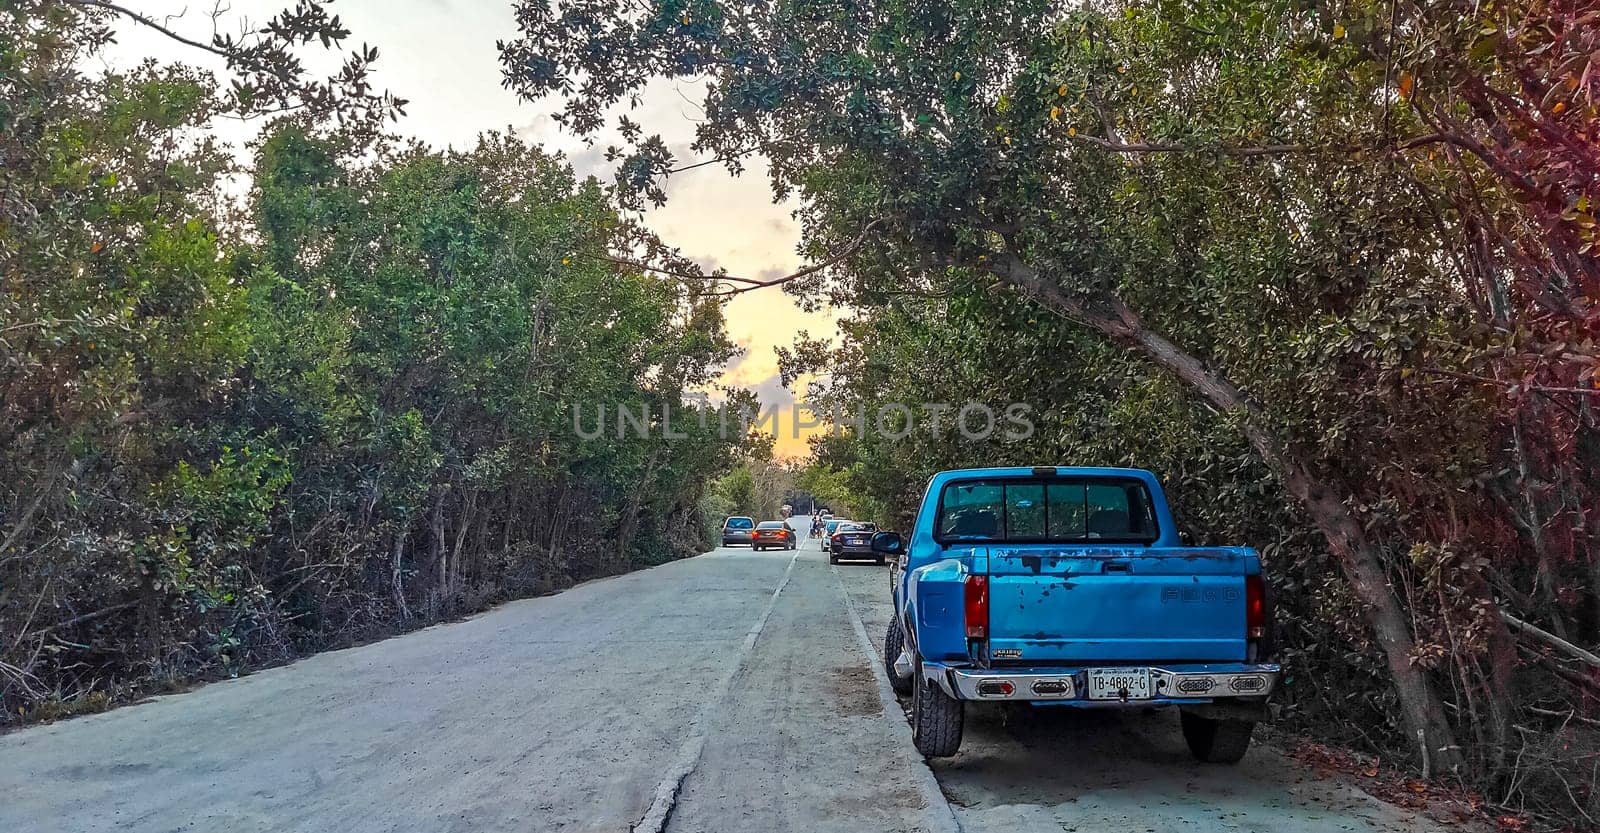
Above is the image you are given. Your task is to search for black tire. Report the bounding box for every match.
[884,619,913,695]
[911,657,963,757]
[875,555,886,566]
[1180,711,1254,764]
[828,552,838,564]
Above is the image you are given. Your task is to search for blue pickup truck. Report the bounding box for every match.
[872,466,1278,763]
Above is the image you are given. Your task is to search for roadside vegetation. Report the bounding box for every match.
[701,458,803,535]
[1,3,752,725]
[503,0,1600,826]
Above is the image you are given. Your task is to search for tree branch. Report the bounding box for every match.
[613,219,883,296]
[1066,133,1308,156]
[62,0,233,59]
[599,256,767,286]
[1502,610,1600,669]
[34,600,140,637]
[1063,130,1497,161]
[667,147,758,174]
[1417,366,1600,397]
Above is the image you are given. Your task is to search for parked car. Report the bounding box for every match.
[752,520,796,551]
[876,466,1277,763]
[819,518,845,547]
[720,516,755,547]
[829,521,880,564]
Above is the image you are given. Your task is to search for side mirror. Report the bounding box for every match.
[870,531,904,555]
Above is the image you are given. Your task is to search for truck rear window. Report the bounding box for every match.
[935,478,1159,543]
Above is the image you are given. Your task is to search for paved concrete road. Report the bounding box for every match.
[3,522,1464,833]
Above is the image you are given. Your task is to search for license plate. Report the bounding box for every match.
[1086,668,1152,700]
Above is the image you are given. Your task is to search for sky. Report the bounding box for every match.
[100,0,834,458]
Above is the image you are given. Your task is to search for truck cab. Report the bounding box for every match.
[875,466,1279,762]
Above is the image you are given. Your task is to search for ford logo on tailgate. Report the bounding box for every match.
[1160,587,1240,603]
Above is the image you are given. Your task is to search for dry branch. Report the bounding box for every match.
[1502,610,1600,669]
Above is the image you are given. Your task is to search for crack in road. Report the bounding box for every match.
[631,550,800,833]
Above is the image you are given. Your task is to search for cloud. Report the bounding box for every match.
[511,119,551,141]
[719,339,752,379]
[742,371,830,459]
[562,144,613,182]
[748,371,797,413]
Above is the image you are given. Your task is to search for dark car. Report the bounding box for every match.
[751,520,796,551]
[721,516,755,547]
[828,521,880,564]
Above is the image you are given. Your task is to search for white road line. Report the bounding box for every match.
[632,550,800,833]
[834,563,963,833]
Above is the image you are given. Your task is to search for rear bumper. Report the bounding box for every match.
[722,533,753,545]
[831,543,875,556]
[921,661,1280,706]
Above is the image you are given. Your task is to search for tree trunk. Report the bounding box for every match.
[988,251,1464,773]
[1510,406,1567,638]
[615,446,663,560]
[449,490,476,606]
[429,489,447,614]
[391,531,411,621]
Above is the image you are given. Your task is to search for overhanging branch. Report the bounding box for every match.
[612,219,883,297]
[62,0,233,60]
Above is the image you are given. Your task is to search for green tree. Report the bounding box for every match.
[2,6,749,722]
[501,0,1597,799]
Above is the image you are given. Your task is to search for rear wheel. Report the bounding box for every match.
[883,618,913,695]
[1180,711,1254,764]
[911,655,963,757]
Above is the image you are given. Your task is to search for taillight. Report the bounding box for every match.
[1246,574,1266,639]
[964,575,989,639]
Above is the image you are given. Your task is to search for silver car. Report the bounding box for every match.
[721,516,755,546]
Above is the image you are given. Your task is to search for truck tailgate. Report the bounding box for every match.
[986,546,1250,663]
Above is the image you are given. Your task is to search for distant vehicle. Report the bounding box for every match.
[876,466,1278,762]
[820,518,845,546]
[752,520,796,551]
[721,516,755,547]
[780,504,793,518]
[819,508,833,518]
[829,521,881,565]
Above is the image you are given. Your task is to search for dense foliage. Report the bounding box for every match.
[502,0,1599,825]
[1,4,748,723]
[700,458,802,533]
